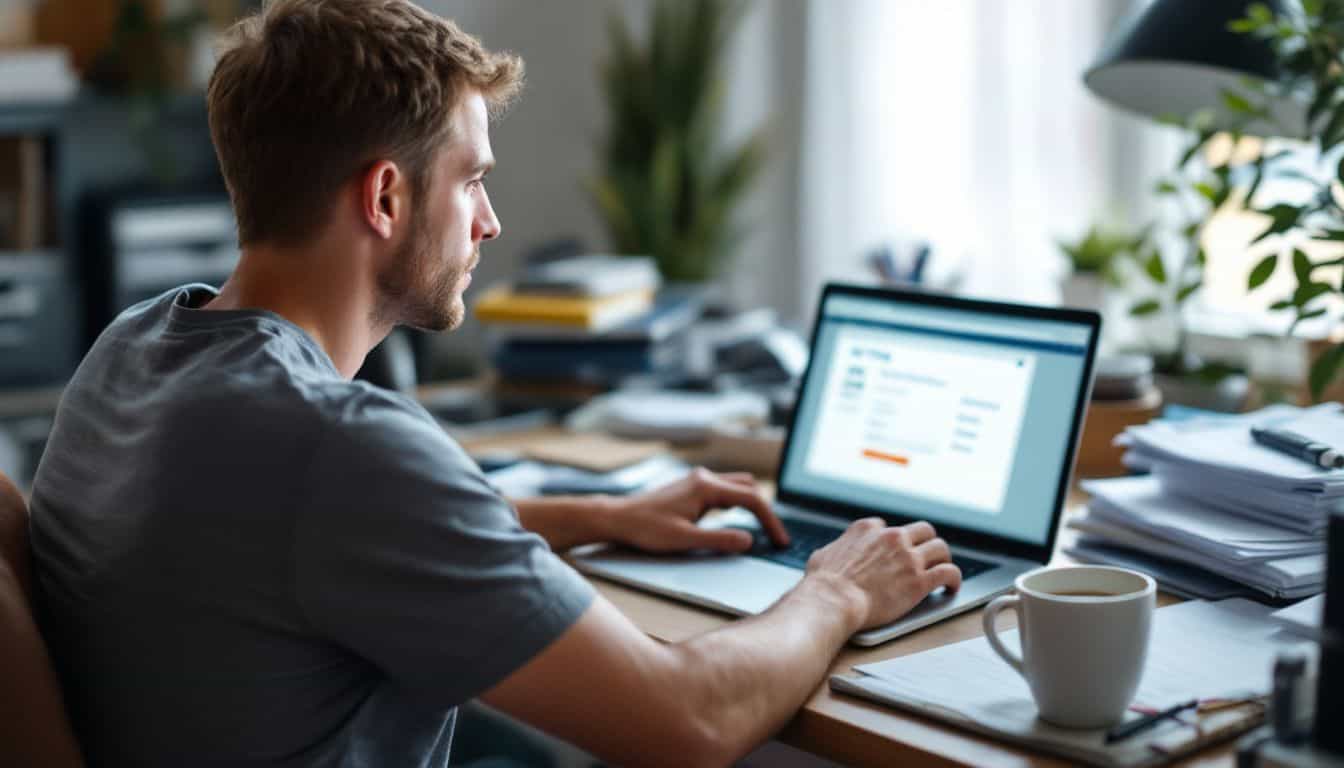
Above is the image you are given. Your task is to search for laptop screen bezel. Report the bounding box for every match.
[775,282,1101,565]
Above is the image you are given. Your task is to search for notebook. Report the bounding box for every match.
[830,599,1311,767]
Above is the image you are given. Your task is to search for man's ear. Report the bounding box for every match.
[359,160,405,240]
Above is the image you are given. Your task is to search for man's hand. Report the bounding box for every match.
[603,467,789,554]
[805,518,962,630]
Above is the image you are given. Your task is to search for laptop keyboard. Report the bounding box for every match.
[731,516,997,579]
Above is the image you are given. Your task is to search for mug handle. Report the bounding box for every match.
[982,595,1025,677]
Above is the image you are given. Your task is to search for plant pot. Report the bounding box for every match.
[1061,272,1105,310]
[1076,388,1163,478]
[1153,372,1250,413]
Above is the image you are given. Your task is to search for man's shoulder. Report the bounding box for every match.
[305,380,473,474]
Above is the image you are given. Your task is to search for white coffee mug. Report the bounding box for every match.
[981,565,1156,729]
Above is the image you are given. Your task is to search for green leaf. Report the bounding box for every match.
[1248,2,1273,24]
[1248,253,1278,289]
[1154,180,1179,195]
[1311,343,1344,400]
[1196,247,1208,266]
[1250,204,1302,244]
[1315,89,1339,130]
[1296,307,1329,322]
[1293,281,1334,306]
[1192,361,1244,385]
[1245,158,1266,207]
[1228,18,1258,33]
[1304,0,1324,16]
[1270,299,1294,310]
[1194,182,1219,202]
[1130,299,1162,316]
[1144,252,1168,284]
[1323,102,1344,150]
[1221,90,1256,114]
[1176,282,1202,302]
[1293,249,1313,282]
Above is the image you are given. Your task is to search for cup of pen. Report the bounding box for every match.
[982,565,1157,729]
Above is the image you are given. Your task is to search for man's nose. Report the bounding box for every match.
[477,193,501,241]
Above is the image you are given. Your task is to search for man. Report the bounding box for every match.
[29,1,961,766]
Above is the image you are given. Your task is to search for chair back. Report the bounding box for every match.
[0,472,84,767]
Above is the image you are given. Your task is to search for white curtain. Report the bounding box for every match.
[797,0,1156,318]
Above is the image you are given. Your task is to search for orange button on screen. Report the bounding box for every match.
[862,448,909,466]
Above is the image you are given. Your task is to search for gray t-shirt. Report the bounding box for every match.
[30,285,595,767]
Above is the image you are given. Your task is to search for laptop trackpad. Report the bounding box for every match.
[906,585,959,617]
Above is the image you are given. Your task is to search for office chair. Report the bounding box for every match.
[0,471,83,767]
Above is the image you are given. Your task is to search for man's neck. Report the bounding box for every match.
[206,239,392,379]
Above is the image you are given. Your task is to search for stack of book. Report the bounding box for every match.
[1065,403,1343,601]
[0,48,78,105]
[474,256,703,405]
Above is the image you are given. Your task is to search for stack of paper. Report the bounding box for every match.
[1066,403,1343,600]
[484,454,689,498]
[1071,475,1324,600]
[566,389,771,443]
[1121,403,1344,533]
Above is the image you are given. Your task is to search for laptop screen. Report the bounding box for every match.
[778,287,1097,550]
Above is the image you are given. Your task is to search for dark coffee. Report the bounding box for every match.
[1049,590,1115,597]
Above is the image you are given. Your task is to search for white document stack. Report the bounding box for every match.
[1066,403,1344,600]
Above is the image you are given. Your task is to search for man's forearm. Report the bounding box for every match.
[510,496,616,551]
[667,572,867,763]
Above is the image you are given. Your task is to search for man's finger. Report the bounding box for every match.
[901,521,937,546]
[914,538,951,570]
[719,472,757,488]
[924,562,963,594]
[679,525,753,553]
[703,475,790,547]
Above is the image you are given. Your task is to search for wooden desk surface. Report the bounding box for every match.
[455,424,1242,768]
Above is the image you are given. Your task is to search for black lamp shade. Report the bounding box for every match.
[1085,0,1302,136]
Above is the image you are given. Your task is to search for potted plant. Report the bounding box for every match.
[1057,222,1144,309]
[1199,0,1344,402]
[588,0,766,284]
[1084,123,1252,411]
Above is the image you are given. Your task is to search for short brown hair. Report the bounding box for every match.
[207,0,523,247]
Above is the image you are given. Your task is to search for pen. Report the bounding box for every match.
[1105,699,1198,744]
[1250,427,1344,470]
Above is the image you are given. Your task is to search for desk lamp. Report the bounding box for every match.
[1084,0,1304,136]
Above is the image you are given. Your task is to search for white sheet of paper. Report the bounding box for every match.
[1082,475,1321,546]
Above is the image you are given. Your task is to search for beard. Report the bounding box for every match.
[375,219,474,333]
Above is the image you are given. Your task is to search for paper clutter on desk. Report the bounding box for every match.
[1119,403,1344,534]
[565,389,770,443]
[522,433,669,473]
[1064,403,1343,601]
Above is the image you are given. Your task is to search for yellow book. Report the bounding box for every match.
[474,285,654,329]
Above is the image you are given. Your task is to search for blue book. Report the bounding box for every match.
[492,337,682,381]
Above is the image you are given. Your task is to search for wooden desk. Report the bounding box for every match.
[455,426,1241,768]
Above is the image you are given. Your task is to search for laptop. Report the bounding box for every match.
[573,283,1100,645]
